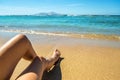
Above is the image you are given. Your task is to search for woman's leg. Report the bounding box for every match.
[16,49,61,80]
[0,34,37,80]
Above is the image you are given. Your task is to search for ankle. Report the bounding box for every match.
[39,57,48,71]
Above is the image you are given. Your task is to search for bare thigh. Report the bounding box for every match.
[0,34,36,80]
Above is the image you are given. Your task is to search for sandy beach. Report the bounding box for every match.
[0,32,120,80]
[0,0,120,79]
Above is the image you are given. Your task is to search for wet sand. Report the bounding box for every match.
[0,32,120,80]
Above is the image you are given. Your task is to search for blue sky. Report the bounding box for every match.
[0,0,120,15]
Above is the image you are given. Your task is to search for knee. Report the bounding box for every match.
[16,34,28,40]
[15,34,30,45]
[11,34,32,49]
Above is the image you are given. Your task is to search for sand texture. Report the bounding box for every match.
[0,33,120,80]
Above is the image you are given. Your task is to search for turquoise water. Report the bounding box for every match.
[0,15,120,35]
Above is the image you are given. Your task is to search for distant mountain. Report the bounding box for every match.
[33,12,67,16]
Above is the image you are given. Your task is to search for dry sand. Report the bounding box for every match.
[0,33,120,80]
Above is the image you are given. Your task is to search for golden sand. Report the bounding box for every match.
[67,33,120,41]
[0,34,120,80]
[9,44,120,80]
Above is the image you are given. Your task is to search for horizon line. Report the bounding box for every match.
[0,13,119,16]
[0,11,120,16]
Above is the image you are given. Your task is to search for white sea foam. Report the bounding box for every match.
[0,29,120,41]
[0,29,69,37]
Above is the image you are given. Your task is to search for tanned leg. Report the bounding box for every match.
[0,34,37,80]
[16,49,61,80]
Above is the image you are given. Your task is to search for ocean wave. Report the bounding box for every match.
[0,29,69,37]
[0,29,120,41]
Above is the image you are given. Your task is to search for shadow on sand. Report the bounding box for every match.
[42,57,64,80]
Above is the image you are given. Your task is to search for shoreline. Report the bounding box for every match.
[0,31,120,48]
[0,30,120,41]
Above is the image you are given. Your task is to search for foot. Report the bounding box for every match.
[45,49,61,71]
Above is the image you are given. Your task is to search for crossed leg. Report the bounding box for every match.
[0,34,60,80]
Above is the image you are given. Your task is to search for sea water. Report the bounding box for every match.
[0,15,120,37]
